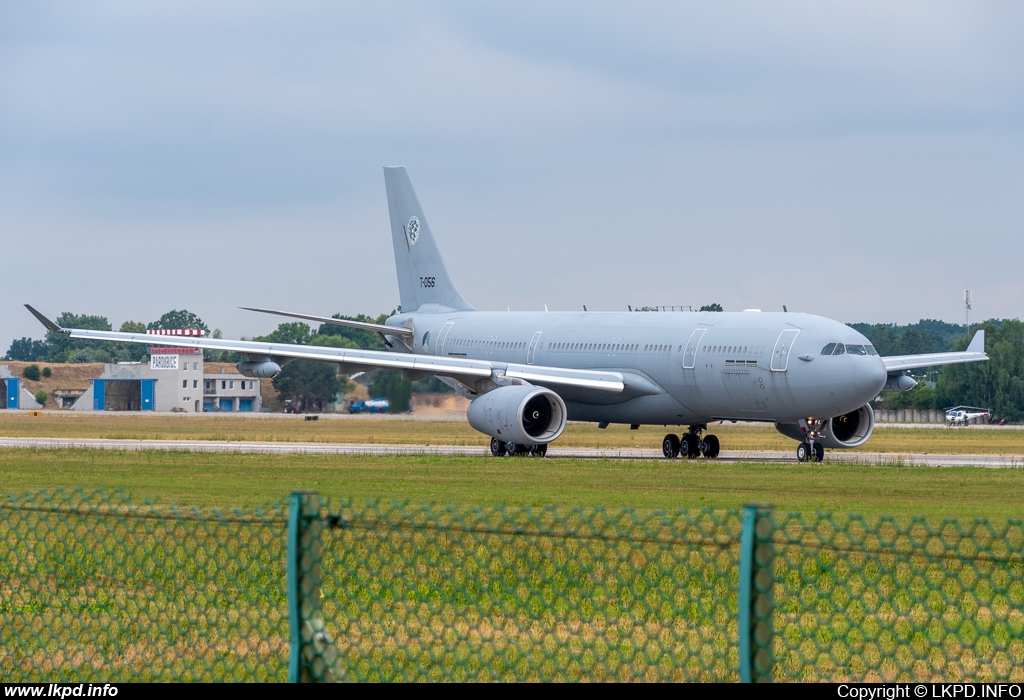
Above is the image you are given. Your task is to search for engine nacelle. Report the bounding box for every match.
[884,373,917,392]
[775,404,875,449]
[467,385,567,445]
[236,360,282,378]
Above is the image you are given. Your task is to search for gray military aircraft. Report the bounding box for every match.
[25,166,989,461]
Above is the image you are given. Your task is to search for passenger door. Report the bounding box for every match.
[770,329,800,372]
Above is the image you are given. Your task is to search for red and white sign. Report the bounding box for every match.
[147,329,206,336]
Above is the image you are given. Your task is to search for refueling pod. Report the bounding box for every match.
[467,384,567,445]
[236,360,282,378]
[775,404,875,449]
[884,373,917,392]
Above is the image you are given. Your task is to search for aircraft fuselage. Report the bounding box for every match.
[390,309,888,427]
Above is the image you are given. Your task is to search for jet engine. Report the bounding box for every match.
[775,404,875,449]
[236,360,282,378]
[467,385,567,445]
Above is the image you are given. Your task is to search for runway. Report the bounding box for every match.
[2,437,1020,468]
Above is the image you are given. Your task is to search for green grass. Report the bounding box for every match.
[2,413,1023,454]
[5,440,1024,682]
[3,447,1024,519]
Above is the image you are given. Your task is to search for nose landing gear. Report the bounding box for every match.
[662,424,720,459]
[796,419,826,462]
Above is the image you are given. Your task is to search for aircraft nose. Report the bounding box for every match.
[856,357,887,397]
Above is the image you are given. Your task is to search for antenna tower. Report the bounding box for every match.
[964,289,972,336]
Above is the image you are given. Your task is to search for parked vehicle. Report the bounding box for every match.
[348,398,390,414]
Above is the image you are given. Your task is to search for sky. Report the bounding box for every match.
[2,1,1022,349]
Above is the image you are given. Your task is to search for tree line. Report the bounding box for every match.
[7,311,1023,420]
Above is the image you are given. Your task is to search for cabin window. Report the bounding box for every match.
[846,344,867,356]
[821,343,837,355]
[833,344,845,355]
[866,345,878,355]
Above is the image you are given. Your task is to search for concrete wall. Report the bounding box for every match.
[875,409,949,424]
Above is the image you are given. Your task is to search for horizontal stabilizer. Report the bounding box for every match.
[240,307,414,337]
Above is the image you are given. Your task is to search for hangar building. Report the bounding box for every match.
[0,365,43,410]
[71,346,261,413]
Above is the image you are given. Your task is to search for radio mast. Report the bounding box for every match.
[964,289,972,336]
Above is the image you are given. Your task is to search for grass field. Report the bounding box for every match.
[2,412,1023,454]
[4,414,1024,682]
[4,447,1024,520]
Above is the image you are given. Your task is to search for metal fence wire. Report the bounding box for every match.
[2,489,1023,682]
[1,489,289,682]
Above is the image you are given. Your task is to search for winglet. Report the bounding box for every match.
[24,304,64,333]
[967,329,985,354]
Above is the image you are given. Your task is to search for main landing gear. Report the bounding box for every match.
[796,419,826,462]
[490,437,547,458]
[662,425,720,459]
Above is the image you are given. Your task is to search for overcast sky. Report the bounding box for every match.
[2,1,1022,348]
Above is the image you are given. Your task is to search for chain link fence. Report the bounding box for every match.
[3,489,1022,682]
[1,489,289,681]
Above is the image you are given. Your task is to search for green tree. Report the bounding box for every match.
[369,370,412,413]
[936,319,1024,421]
[272,361,343,412]
[5,337,48,361]
[255,322,314,345]
[113,321,149,362]
[42,366,51,378]
[148,310,209,332]
[699,303,724,312]
[34,390,47,407]
[44,313,112,362]
[22,364,41,381]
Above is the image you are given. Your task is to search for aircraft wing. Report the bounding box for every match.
[882,330,987,373]
[25,305,626,394]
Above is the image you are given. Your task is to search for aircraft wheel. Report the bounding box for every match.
[812,443,824,462]
[534,444,548,457]
[680,433,700,459]
[506,442,527,457]
[702,434,720,459]
[490,438,507,457]
[662,434,681,459]
[796,442,811,462]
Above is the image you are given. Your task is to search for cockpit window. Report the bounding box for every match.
[865,345,878,355]
[832,343,845,355]
[846,344,867,356]
[821,343,837,355]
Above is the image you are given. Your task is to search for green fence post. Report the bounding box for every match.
[738,503,774,683]
[287,490,343,683]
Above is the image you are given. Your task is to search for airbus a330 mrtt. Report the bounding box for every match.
[26,167,989,461]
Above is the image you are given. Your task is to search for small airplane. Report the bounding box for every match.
[945,406,992,427]
[25,167,990,461]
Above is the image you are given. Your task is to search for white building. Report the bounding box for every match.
[71,346,261,412]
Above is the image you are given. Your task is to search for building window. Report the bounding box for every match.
[222,381,226,390]
[230,380,234,389]
[183,364,188,372]
[182,380,187,388]
[193,380,198,389]
[193,362,199,371]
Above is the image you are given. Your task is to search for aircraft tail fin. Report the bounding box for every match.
[383,166,474,313]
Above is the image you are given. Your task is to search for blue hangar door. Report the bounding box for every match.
[3,378,18,409]
[141,380,155,411]
[92,379,105,411]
